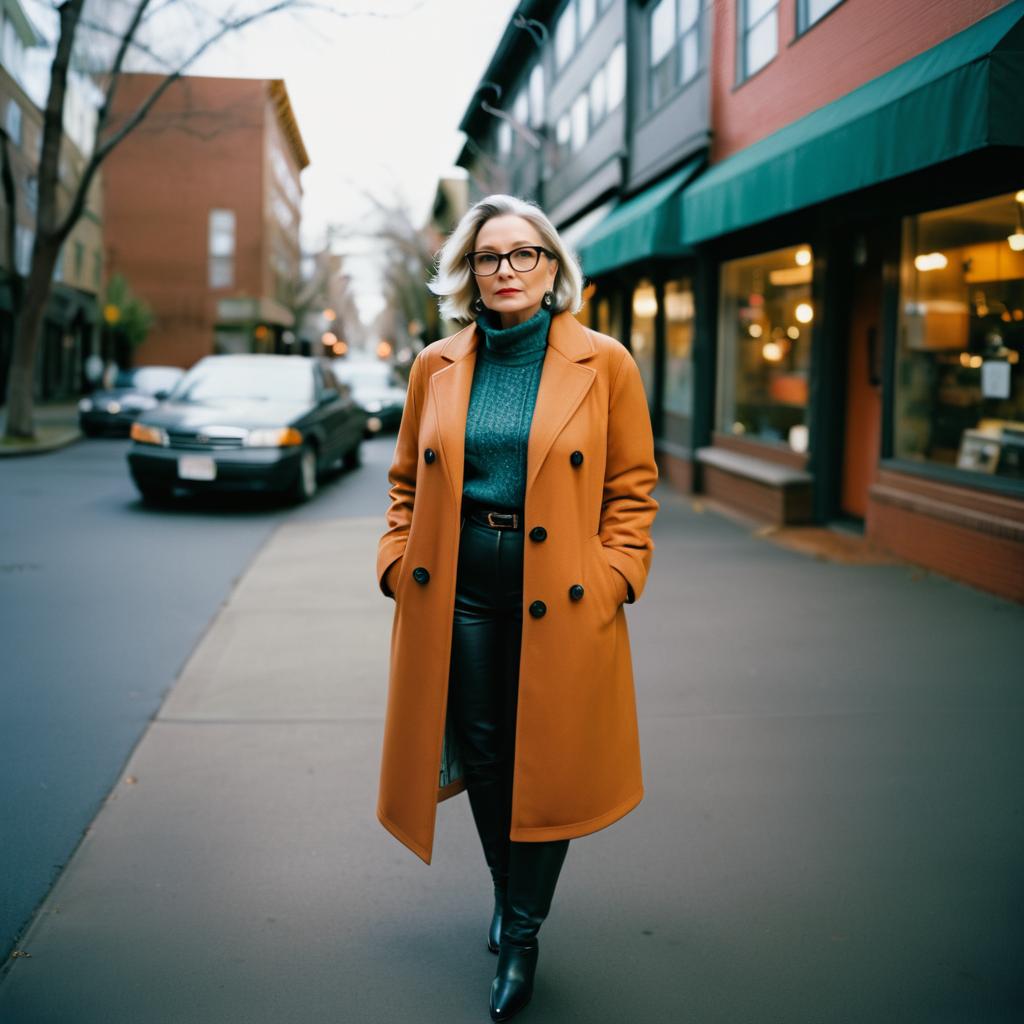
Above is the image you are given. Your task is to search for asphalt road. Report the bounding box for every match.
[0,431,395,958]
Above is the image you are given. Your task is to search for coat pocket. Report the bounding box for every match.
[586,534,625,621]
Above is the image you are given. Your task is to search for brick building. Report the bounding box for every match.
[459,0,1024,602]
[103,74,309,368]
[0,0,104,404]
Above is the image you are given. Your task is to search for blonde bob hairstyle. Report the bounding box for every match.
[428,194,584,324]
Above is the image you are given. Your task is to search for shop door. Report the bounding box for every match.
[840,252,883,519]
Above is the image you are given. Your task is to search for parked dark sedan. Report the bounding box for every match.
[126,355,366,504]
[332,357,407,435]
[79,365,184,436]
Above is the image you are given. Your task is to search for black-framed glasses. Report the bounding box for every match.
[465,245,555,276]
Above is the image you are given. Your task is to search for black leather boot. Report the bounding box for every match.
[489,839,569,1022]
[488,882,505,954]
[463,768,511,954]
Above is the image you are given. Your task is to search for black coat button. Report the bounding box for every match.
[412,566,430,584]
[569,584,584,601]
[529,600,547,618]
[570,450,584,467]
[424,448,436,463]
[529,526,547,542]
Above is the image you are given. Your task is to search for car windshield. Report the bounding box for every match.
[169,360,313,403]
[334,361,402,389]
[114,367,182,394]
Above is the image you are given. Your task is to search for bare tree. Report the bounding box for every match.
[3,0,363,439]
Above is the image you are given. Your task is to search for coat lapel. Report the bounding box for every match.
[430,312,596,503]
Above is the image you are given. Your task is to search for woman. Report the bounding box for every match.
[376,194,658,1021]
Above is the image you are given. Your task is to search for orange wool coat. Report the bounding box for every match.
[375,311,659,864]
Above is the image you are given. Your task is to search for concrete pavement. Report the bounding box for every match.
[1,488,1021,1023]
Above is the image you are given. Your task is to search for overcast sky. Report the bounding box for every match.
[185,0,519,323]
[24,0,520,323]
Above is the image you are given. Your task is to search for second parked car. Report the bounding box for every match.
[126,354,366,504]
[79,365,184,436]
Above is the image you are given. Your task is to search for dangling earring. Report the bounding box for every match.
[542,290,554,309]
[473,296,485,313]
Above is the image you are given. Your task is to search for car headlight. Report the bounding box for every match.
[363,400,384,413]
[78,398,93,412]
[244,427,304,448]
[106,401,122,414]
[130,422,168,446]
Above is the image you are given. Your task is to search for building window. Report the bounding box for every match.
[2,22,27,84]
[606,43,626,113]
[895,192,1024,482]
[738,0,779,82]
[579,0,595,36]
[649,0,702,110]
[631,279,658,409]
[270,146,301,207]
[664,278,695,447]
[555,111,571,167]
[74,240,85,280]
[4,99,22,147]
[93,251,101,289]
[208,208,235,289]
[529,64,545,127]
[497,119,512,157]
[570,92,589,153]
[718,244,813,450]
[797,0,844,33]
[513,87,529,130]
[555,1,576,69]
[272,194,295,232]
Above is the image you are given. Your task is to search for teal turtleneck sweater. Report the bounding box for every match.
[462,306,551,508]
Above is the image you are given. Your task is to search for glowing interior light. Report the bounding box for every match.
[748,323,763,338]
[794,247,812,266]
[787,326,800,339]
[914,252,948,271]
[795,303,814,324]
[1007,232,1024,252]
[762,341,784,362]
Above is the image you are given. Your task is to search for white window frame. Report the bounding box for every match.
[738,0,779,82]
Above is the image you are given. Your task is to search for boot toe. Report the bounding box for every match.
[489,942,537,1021]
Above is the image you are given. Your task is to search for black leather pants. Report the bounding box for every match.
[448,511,570,906]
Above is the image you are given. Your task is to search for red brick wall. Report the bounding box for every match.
[103,75,269,367]
[867,470,1024,602]
[710,0,1013,161]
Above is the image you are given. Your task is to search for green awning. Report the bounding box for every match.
[682,1,1024,244]
[578,155,704,276]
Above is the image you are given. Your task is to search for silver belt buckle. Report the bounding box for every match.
[486,511,517,529]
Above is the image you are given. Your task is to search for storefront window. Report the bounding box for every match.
[896,192,1024,481]
[718,245,812,450]
[631,279,657,408]
[663,278,694,447]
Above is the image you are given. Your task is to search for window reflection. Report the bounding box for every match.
[896,192,1024,479]
[718,245,812,450]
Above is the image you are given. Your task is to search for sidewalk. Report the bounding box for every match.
[1,490,1021,1022]
[0,402,81,457]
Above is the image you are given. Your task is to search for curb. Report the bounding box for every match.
[0,428,82,458]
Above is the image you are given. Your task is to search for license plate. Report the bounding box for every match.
[178,456,216,481]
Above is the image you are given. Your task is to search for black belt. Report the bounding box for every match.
[462,498,522,530]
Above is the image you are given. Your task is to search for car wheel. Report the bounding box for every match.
[342,442,362,471]
[291,444,318,503]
